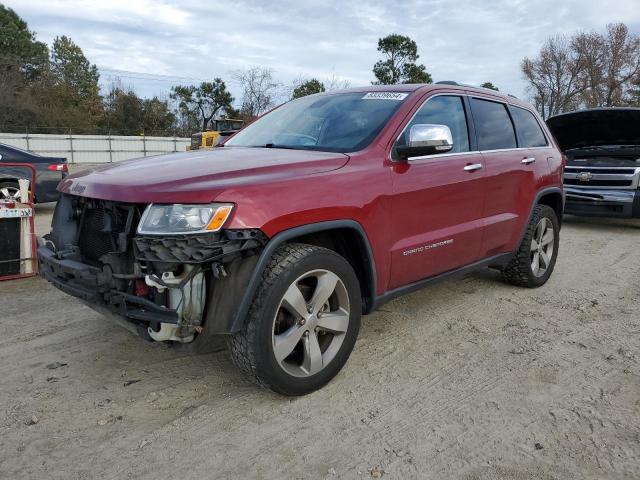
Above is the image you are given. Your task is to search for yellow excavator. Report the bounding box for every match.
[187,118,244,150]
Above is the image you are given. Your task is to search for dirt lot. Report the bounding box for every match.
[1,201,639,480]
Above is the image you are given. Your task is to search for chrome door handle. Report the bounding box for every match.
[522,157,536,164]
[463,163,483,172]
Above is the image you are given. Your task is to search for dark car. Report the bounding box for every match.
[0,143,68,202]
[39,84,564,395]
[547,108,640,218]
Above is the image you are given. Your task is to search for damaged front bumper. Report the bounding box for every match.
[39,245,181,326]
[38,194,267,342]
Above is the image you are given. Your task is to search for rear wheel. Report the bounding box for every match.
[228,243,361,396]
[0,182,21,201]
[503,204,559,287]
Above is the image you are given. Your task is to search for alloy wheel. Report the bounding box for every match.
[0,185,21,201]
[530,217,554,277]
[272,269,350,377]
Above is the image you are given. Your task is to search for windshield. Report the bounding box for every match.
[225,92,408,153]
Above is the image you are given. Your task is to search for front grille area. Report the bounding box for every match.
[78,207,116,262]
[564,166,640,190]
[76,199,137,264]
[564,179,633,187]
[566,167,637,175]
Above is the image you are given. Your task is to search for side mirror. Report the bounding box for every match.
[396,124,454,160]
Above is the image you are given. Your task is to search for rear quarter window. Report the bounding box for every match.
[470,98,517,151]
[510,106,548,148]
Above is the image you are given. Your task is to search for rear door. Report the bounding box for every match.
[389,94,486,289]
[469,97,536,256]
[509,104,556,180]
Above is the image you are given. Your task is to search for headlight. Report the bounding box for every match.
[137,203,234,235]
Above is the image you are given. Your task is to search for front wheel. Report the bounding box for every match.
[502,204,560,288]
[228,243,362,396]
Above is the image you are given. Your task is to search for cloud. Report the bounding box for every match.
[7,0,640,104]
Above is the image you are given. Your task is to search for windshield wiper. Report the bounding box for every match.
[247,144,303,150]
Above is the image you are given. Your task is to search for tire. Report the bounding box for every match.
[503,204,559,288]
[0,181,21,201]
[228,243,362,396]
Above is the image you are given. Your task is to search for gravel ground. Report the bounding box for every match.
[1,202,639,480]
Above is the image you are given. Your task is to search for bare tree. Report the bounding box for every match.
[523,23,640,116]
[325,72,351,91]
[233,67,281,120]
[521,35,585,118]
[574,23,640,107]
[571,31,605,107]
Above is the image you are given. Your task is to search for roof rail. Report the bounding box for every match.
[436,80,518,99]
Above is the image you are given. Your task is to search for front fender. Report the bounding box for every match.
[208,220,377,334]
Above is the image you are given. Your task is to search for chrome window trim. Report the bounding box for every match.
[407,150,478,162]
[480,147,525,154]
[407,147,544,163]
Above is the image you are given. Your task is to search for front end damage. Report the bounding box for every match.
[38,194,266,343]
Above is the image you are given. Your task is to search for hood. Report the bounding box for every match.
[547,108,640,152]
[59,147,349,203]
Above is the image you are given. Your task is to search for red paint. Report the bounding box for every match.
[59,84,563,296]
[135,279,149,297]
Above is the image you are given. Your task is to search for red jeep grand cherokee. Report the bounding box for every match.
[39,83,564,395]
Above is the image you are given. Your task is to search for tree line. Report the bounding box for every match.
[0,6,280,135]
[3,4,637,137]
[0,5,449,136]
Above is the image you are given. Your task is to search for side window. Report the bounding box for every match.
[510,106,548,148]
[470,98,517,150]
[396,95,470,154]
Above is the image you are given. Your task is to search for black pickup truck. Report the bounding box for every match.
[0,143,68,203]
[547,108,640,218]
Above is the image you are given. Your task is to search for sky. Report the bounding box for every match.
[7,0,640,107]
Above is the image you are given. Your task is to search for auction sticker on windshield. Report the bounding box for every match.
[362,92,409,100]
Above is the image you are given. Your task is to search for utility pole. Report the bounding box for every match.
[68,128,75,164]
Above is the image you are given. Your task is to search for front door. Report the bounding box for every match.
[389,95,486,290]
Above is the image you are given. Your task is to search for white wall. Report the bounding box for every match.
[0,133,190,164]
